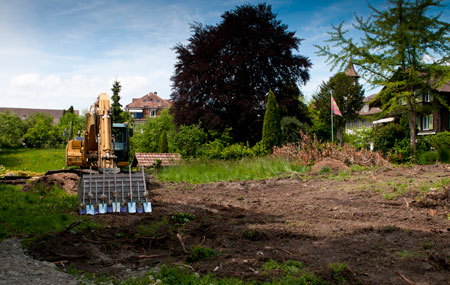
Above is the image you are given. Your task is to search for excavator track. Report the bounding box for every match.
[78,168,151,214]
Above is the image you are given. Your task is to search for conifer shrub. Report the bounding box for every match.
[262,89,282,153]
[158,131,168,153]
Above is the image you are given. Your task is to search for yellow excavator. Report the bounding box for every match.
[66,93,151,215]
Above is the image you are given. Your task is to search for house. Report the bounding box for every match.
[345,94,382,133]
[0,107,79,124]
[415,82,450,135]
[125,92,170,123]
[345,80,450,135]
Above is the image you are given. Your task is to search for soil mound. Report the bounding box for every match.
[23,173,79,195]
[311,158,349,174]
[412,187,450,208]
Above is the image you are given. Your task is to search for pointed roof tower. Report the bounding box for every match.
[345,58,360,79]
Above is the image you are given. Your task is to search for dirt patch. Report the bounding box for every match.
[23,173,79,195]
[311,158,350,174]
[27,165,450,284]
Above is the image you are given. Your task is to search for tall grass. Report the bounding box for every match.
[0,148,65,173]
[156,156,308,183]
[0,184,79,240]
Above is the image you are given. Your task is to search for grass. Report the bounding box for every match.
[155,157,308,183]
[121,260,326,284]
[0,183,82,241]
[0,148,65,174]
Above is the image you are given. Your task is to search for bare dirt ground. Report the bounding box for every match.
[28,164,450,284]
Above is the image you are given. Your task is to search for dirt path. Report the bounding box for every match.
[0,238,77,285]
[29,164,450,284]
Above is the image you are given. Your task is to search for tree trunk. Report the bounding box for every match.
[408,105,417,155]
[337,127,343,146]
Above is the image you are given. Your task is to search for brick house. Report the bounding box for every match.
[0,107,79,123]
[125,92,171,123]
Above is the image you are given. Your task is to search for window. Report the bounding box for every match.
[150,110,156,117]
[423,91,433,103]
[363,104,369,112]
[399,97,407,106]
[143,99,147,102]
[418,114,433,131]
[414,90,423,103]
[357,120,362,128]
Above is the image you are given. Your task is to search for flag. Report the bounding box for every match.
[331,96,342,116]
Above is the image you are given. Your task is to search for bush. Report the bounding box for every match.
[281,116,307,144]
[418,151,438,165]
[262,89,282,152]
[0,111,27,148]
[131,109,176,154]
[373,123,408,154]
[430,132,450,149]
[388,137,413,164]
[438,147,450,163]
[169,125,207,158]
[23,113,60,148]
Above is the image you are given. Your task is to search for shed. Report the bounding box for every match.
[132,153,182,168]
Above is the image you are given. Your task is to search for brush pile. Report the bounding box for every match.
[273,131,390,167]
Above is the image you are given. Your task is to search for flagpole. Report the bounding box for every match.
[331,94,333,143]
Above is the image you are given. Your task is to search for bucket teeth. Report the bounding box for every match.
[78,172,150,215]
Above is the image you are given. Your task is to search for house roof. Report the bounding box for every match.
[437,82,450,93]
[126,92,170,110]
[0,107,79,123]
[132,153,182,167]
[345,58,360,78]
[359,94,382,116]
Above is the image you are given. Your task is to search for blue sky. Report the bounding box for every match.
[1,0,449,112]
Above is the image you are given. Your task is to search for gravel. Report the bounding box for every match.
[0,238,78,285]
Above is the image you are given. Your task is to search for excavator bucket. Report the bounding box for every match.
[78,168,150,215]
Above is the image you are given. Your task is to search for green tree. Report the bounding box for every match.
[312,72,364,145]
[158,131,168,153]
[111,80,123,123]
[316,0,450,152]
[0,111,27,148]
[131,109,176,154]
[280,116,307,144]
[23,113,58,147]
[58,110,85,141]
[262,89,282,152]
[168,125,207,158]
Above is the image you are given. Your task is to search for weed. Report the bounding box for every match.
[396,250,425,259]
[422,243,433,250]
[329,262,351,284]
[263,259,326,284]
[319,166,330,175]
[136,217,170,238]
[383,193,396,200]
[237,196,244,201]
[187,245,217,262]
[171,212,195,225]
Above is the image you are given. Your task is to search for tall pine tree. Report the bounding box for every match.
[316,0,450,152]
[262,89,282,152]
[111,80,123,123]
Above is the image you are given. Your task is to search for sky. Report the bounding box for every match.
[1,0,449,112]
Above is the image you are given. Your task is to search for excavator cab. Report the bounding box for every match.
[113,123,132,167]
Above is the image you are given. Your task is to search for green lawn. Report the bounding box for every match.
[0,148,65,174]
[156,156,309,183]
[0,184,80,241]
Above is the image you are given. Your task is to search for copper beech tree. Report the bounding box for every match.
[170,3,311,144]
